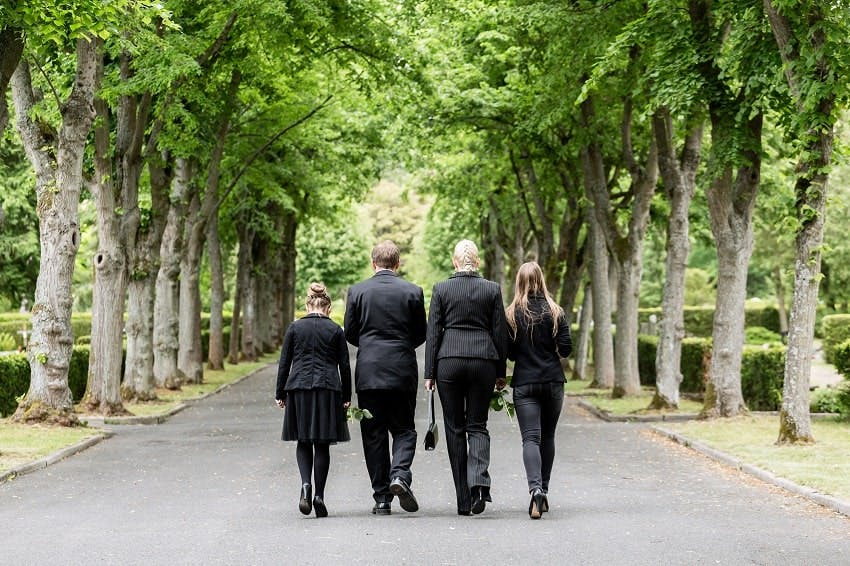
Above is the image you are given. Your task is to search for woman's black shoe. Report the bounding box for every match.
[313,496,328,518]
[457,509,471,516]
[541,491,549,513]
[471,486,487,515]
[529,488,544,519]
[299,483,312,515]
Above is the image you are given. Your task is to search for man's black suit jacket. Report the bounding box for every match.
[344,271,427,393]
[424,271,509,381]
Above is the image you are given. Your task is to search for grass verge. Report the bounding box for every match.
[1,354,277,476]
[662,415,850,501]
[566,379,704,414]
[0,424,101,474]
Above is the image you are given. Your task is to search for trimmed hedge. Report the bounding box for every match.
[740,345,785,411]
[638,305,781,337]
[832,338,850,378]
[0,313,93,349]
[821,314,850,364]
[0,346,104,417]
[637,335,785,409]
[0,353,30,416]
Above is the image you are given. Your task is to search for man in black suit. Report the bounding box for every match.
[345,240,427,515]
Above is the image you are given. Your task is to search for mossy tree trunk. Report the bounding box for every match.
[10,40,98,424]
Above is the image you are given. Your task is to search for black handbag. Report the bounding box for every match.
[424,389,439,451]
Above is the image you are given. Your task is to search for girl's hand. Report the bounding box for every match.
[343,401,351,409]
[424,379,435,391]
[276,399,285,408]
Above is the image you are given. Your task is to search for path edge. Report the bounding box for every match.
[652,425,850,519]
[0,432,113,484]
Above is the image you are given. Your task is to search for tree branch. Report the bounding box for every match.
[217,94,334,207]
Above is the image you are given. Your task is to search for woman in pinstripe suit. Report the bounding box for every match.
[424,240,509,516]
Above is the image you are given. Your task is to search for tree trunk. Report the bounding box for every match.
[0,27,24,133]
[280,210,298,336]
[237,223,257,361]
[83,71,129,415]
[122,153,171,401]
[586,209,614,389]
[582,96,657,397]
[227,285,242,364]
[153,158,191,389]
[704,114,762,418]
[11,41,98,425]
[650,108,702,409]
[765,0,835,444]
[572,282,592,381]
[773,265,789,336]
[179,191,204,383]
[206,211,225,370]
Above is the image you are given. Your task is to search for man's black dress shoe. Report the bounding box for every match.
[299,483,312,515]
[470,486,486,515]
[457,509,471,516]
[313,496,328,518]
[389,477,419,513]
[372,502,391,515]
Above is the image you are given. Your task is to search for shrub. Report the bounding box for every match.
[681,338,711,393]
[821,314,850,364]
[810,383,850,417]
[833,339,850,378]
[637,335,783,408]
[638,305,782,338]
[745,326,782,345]
[0,332,17,351]
[637,335,710,393]
[0,353,30,416]
[740,345,785,411]
[810,387,843,414]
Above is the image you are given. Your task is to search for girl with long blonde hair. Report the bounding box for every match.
[506,262,572,519]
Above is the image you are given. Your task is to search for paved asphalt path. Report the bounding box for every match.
[3,346,850,566]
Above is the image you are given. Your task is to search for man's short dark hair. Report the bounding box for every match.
[372,240,400,269]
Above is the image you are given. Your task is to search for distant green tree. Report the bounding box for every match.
[296,213,370,300]
[0,139,38,307]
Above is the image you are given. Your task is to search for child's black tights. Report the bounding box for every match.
[296,441,330,497]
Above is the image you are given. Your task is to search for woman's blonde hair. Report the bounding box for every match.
[305,282,332,313]
[453,239,480,272]
[505,262,563,336]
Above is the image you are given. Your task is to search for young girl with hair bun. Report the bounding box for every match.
[276,283,351,518]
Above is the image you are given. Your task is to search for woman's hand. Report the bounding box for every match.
[343,401,351,409]
[275,399,285,409]
[495,378,507,391]
[424,379,435,391]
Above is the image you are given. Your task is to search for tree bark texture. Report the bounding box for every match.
[206,211,225,370]
[650,108,702,409]
[572,282,592,381]
[280,210,298,337]
[236,223,257,361]
[585,207,614,389]
[122,153,171,401]
[704,114,763,417]
[765,0,835,444]
[153,158,191,389]
[582,96,657,397]
[179,191,204,383]
[83,60,130,415]
[0,27,24,133]
[11,41,98,424]
[690,0,763,417]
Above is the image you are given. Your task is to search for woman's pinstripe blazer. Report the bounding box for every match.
[424,271,509,380]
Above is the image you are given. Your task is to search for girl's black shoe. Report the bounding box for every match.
[299,484,312,515]
[313,496,328,518]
